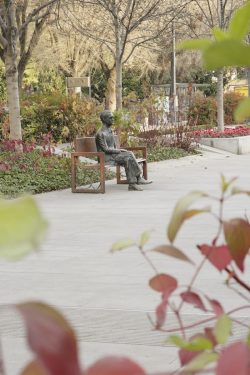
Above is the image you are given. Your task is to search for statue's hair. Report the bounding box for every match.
[100,110,112,122]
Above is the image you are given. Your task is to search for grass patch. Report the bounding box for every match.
[0,150,115,198]
[0,145,194,197]
[147,146,193,162]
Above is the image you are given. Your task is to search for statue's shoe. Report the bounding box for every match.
[128,184,143,191]
[137,177,153,185]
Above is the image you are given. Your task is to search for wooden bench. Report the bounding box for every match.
[71,136,147,193]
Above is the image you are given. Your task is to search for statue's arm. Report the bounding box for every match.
[96,133,120,154]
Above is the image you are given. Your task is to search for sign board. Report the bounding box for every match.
[234,86,248,97]
[66,77,90,88]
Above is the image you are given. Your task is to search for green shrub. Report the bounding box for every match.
[188,92,245,126]
[113,108,141,146]
[21,93,103,143]
[188,95,217,126]
[224,92,244,125]
[37,68,65,94]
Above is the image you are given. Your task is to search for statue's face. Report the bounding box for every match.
[102,111,114,126]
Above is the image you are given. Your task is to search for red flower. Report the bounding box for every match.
[194,126,250,138]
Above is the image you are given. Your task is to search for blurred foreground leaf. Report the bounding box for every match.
[203,40,250,70]
[169,335,213,351]
[214,315,232,345]
[0,196,47,260]
[228,1,250,40]
[86,356,146,375]
[17,302,82,375]
[234,98,250,122]
[184,352,219,371]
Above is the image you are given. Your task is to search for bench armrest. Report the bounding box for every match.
[72,151,104,157]
[71,151,105,163]
[125,147,147,159]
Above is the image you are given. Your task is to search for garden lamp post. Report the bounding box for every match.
[170,21,177,124]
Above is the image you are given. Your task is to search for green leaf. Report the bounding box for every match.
[203,40,250,69]
[183,207,210,220]
[0,196,47,260]
[212,27,229,41]
[151,244,194,264]
[184,352,219,371]
[139,231,150,247]
[221,175,237,193]
[214,314,232,344]
[234,97,250,122]
[228,1,250,40]
[168,335,186,347]
[111,238,135,252]
[167,191,207,243]
[231,186,250,196]
[178,39,212,51]
[168,335,213,351]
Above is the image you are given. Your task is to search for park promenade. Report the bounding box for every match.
[0,147,250,374]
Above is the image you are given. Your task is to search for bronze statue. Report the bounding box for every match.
[95,110,152,191]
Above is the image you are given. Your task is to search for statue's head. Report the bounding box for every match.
[100,110,114,127]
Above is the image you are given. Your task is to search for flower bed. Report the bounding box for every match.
[194,125,250,138]
[196,126,250,154]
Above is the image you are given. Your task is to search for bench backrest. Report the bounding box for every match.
[75,135,120,152]
[75,137,97,152]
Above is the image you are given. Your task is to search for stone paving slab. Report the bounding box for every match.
[0,149,250,374]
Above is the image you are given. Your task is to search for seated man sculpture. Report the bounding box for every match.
[95,110,152,191]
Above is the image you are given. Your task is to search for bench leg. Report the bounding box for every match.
[100,160,105,193]
[71,156,105,193]
[143,161,148,180]
[71,156,77,193]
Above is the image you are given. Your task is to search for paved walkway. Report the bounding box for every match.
[1,147,250,374]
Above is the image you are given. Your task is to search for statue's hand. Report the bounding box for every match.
[120,148,127,152]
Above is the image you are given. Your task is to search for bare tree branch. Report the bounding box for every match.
[19,0,58,34]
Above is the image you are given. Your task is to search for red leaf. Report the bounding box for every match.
[179,332,206,366]
[179,349,201,366]
[216,342,250,375]
[86,357,146,375]
[224,219,250,271]
[198,244,232,271]
[155,293,169,330]
[16,302,82,375]
[204,328,217,347]
[206,297,224,316]
[20,360,47,375]
[180,291,207,311]
[0,163,9,171]
[149,274,177,293]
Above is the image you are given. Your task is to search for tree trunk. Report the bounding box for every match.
[217,69,224,132]
[115,58,122,110]
[5,52,22,140]
[18,63,25,93]
[105,67,116,111]
[115,28,122,110]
